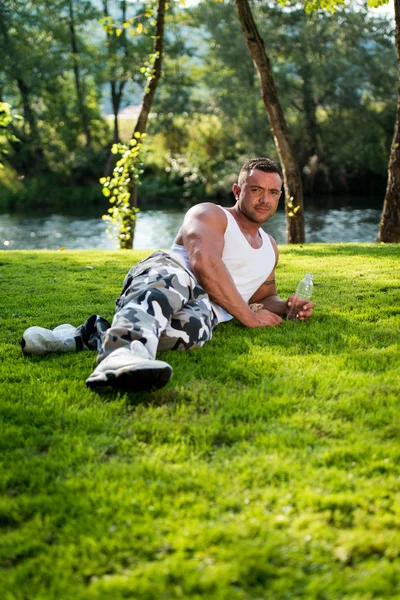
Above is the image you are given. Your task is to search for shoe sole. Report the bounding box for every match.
[86,364,172,392]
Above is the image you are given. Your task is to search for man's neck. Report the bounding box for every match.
[230,205,261,236]
[224,205,263,250]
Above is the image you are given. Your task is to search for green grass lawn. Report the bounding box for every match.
[1,244,400,600]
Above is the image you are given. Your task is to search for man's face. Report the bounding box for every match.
[233,169,283,225]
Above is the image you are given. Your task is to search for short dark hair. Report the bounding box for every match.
[238,157,282,186]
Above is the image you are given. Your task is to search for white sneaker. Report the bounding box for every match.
[21,324,78,355]
[85,341,172,392]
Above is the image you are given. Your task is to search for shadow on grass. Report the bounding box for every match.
[158,310,399,389]
[91,385,196,410]
[18,304,398,407]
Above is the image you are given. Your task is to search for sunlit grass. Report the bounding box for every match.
[1,245,400,599]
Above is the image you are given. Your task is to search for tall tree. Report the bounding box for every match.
[102,0,152,176]
[300,0,399,240]
[190,0,273,156]
[102,0,166,248]
[125,0,166,247]
[268,4,396,194]
[133,2,166,136]
[234,0,305,243]
[144,0,394,202]
[0,0,47,172]
[67,0,92,147]
[0,0,107,179]
[103,0,128,146]
[377,0,400,242]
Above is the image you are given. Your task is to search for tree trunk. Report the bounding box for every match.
[104,0,128,175]
[234,0,305,243]
[67,0,91,147]
[123,0,166,248]
[377,0,400,243]
[15,77,47,173]
[132,1,165,137]
[16,78,38,140]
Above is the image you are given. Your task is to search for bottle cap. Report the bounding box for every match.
[305,273,313,280]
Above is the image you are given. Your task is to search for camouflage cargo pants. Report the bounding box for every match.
[95,251,217,363]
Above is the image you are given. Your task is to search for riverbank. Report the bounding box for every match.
[0,166,387,214]
[0,170,207,213]
[1,245,400,599]
[0,205,383,250]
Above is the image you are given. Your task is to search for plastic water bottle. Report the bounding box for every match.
[287,274,314,320]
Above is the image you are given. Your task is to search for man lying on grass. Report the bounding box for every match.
[21,157,315,392]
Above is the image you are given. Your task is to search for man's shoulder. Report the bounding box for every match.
[184,203,227,226]
[262,231,277,246]
[185,202,223,217]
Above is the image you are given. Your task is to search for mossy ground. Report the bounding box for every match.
[1,245,399,599]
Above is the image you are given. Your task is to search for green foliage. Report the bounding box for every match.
[302,0,345,13]
[0,102,21,168]
[148,113,240,193]
[268,3,397,192]
[0,171,104,211]
[99,1,155,38]
[368,0,390,7]
[140,51,161,93]
[161,0,396,196]
[1,244,400,598]
[0,0,109,177]
[101,133,146,247]
[98,0,156,108]
[99,1,166,245]
[0,102,13,130]
[0,0,397,202]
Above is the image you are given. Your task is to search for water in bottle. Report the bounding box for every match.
[287,274,314,320]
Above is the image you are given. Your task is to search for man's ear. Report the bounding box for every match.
[232,183,240,199]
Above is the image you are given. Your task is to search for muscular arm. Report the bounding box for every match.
[248,237,288,316]
[177,204,282,328]
[249,238,315,320]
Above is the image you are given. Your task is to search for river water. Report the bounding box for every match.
[0,206,382,250]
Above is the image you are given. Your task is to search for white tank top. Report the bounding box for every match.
[170,206,276,323]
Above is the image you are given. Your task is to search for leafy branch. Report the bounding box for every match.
[100,0,166,249]
[287,196,301,218]
[0,102,21,168]
[101,132,146,247]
